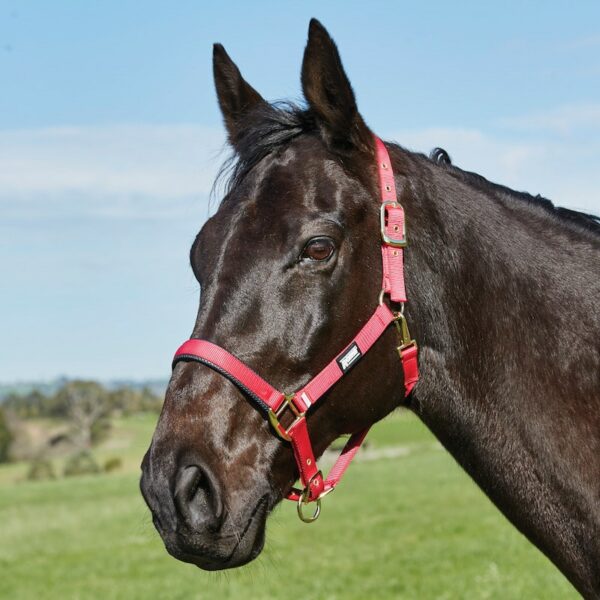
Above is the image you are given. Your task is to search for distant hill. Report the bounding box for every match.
[0,378,168,401]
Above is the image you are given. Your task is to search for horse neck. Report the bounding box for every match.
[402,157,600,596]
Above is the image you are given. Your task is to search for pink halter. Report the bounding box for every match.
[172,136,419,522]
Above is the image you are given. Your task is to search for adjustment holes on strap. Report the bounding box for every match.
[385,185,392,192]
[381,162,388,169]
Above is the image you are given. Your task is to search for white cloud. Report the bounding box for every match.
[498,103,600,135]
[563,35,600,50]
[0,124,227,217]
[1,115,598,222]
[390,124,600,216]
[393,127,546,185]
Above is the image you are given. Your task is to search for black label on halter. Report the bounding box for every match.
[337,342,362,373]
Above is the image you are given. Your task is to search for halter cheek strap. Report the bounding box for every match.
[172,135,419,522]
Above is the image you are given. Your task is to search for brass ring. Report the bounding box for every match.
[297,493,321,523]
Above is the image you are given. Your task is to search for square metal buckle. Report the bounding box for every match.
[268,394,305,442]
[380,200,407,247]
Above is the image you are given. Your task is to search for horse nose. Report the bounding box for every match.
[174,463,225,533]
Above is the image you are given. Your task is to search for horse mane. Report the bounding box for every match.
[215,102,600,238]
[429,147,452,165]
[215,102,316,198]
[425,147,600,237]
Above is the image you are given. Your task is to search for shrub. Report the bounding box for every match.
[103,456,122,473]
[27,458,56,481]
[63,451,101,477]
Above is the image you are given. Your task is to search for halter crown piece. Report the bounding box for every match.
[172,135,419,522]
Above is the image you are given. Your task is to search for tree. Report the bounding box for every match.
[109,385,163,415]
[0,407,13,463]
[53,381,112,449]
[3,390,48,418]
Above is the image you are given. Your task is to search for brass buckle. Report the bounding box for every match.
[268,394,304,442]
[380,201,407,247]
[393,311,417,352]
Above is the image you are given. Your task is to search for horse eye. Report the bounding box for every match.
[300,237,335,262]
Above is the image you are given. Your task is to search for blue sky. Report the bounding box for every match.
[1,1,599,381]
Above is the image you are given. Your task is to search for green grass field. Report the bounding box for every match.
[0,412,577,599]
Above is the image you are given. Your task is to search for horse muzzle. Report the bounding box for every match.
[140,449,270,570]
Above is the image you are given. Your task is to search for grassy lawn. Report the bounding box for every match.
[0,412,577,599]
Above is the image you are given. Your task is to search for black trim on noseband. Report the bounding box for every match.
[172,354,272,414]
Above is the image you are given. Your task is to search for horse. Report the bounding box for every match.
[140,19,600,597]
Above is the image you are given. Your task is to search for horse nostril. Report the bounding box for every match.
[174,464,225,532]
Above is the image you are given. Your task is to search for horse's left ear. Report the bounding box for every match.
[301,19,372,154]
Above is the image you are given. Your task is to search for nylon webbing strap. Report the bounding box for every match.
[293,304,395,412]
[375,137,407,303]
[173,339,285,411]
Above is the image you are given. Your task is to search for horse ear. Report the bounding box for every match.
[301,19,372,153]
[213,43,267,146]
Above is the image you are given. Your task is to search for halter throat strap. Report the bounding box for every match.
[172,135,419,522]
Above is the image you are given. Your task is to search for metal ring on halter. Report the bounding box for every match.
[379,289,406,316]
[297,489,321,523]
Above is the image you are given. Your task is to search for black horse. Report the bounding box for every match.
[141,19,600,598]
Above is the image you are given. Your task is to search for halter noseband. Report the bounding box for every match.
[172,136,419,522]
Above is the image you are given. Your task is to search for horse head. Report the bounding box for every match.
[140,20,412,569]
